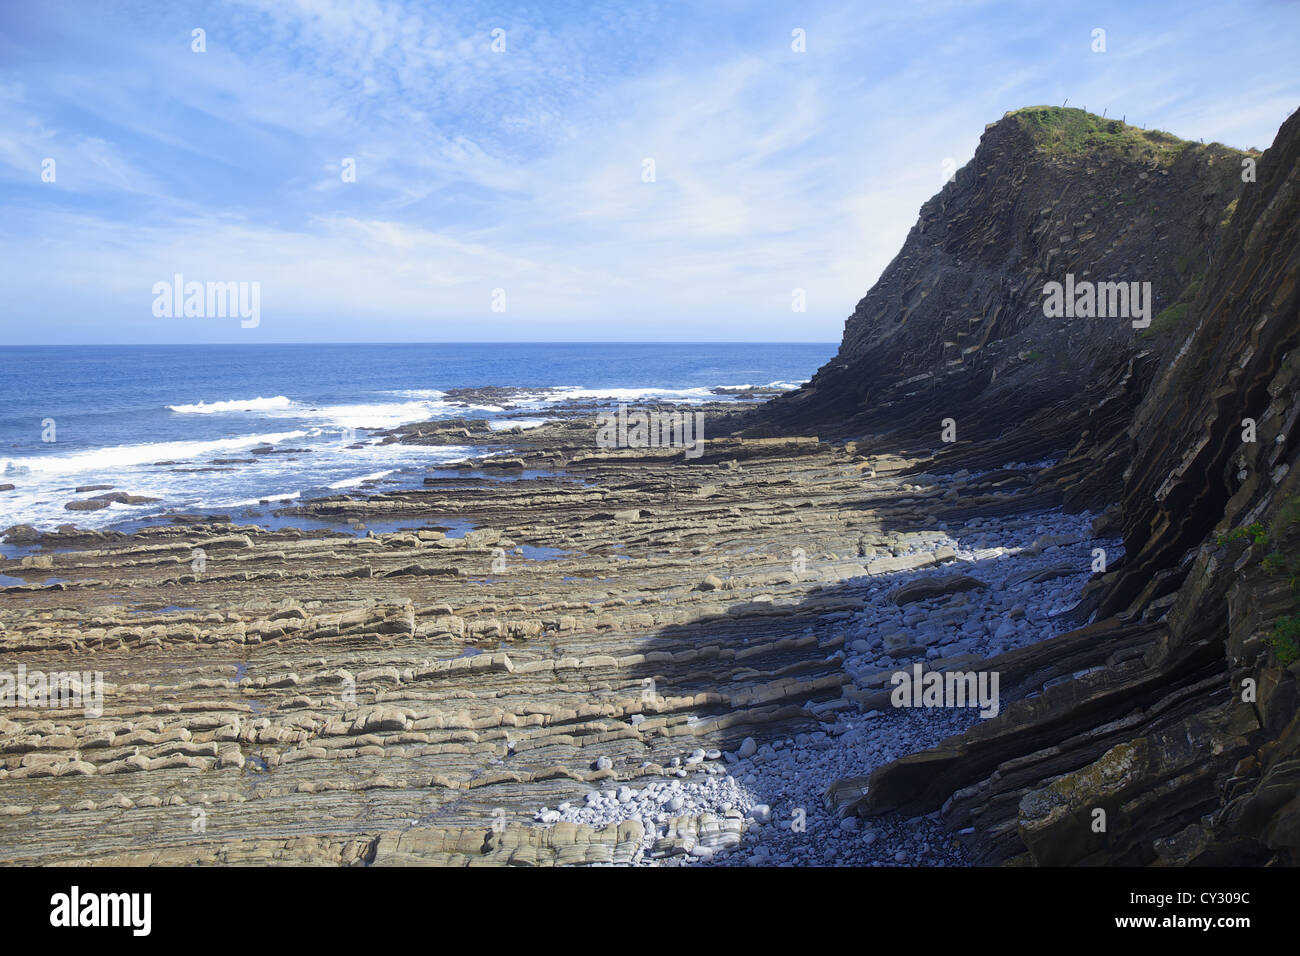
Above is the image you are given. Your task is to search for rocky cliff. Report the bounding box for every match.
[805,106,1300,865]
[754,108,1245,462]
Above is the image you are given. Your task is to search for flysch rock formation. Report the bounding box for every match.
[1,105,1297,867]
[754,107,1246,468]
[0,422,1116,866]
[756,106,1300,866]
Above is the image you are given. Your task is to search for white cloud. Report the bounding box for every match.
[0,0,1297,343]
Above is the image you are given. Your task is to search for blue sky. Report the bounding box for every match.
[1,0,1297,345]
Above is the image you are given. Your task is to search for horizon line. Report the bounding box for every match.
[0,340,842,348]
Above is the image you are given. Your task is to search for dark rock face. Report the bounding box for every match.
[753,108,1244,459]
[1098,116,1300,620]
[808,106,1300,866]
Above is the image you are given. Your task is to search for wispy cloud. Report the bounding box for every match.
[0,0,1297,343]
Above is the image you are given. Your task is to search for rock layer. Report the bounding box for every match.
[1,425,1048,865]
[752,108,1246,465]
[821,107,1300,866]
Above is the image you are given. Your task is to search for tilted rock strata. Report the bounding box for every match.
[751,108,1246,466]
[2,430,1091,865]
[825,107,1300,866]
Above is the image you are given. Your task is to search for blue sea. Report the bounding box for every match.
[0,343,834,533]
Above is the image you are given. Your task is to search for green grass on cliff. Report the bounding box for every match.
[1222,495,1300,667]
[1140,278,1204,340]
[1220,197,1240,228]
[1272,616,1300,667]
[1009,107,1192,165]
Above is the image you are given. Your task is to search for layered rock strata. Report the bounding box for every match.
[1,424,1104,865]
[818,107,1300,866]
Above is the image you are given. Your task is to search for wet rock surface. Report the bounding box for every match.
[0,415,1110,865]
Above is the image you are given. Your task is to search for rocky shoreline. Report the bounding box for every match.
[3,104,1298,868]
[0,410,1121,866]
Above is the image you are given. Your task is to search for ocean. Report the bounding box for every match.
[0,343,835,534]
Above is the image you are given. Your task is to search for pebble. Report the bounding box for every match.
[532,499,1115,868]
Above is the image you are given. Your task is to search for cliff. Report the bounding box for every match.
[753,107,1246,466]
[796,105,1300,865]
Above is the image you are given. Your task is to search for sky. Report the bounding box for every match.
[0,0,1297,345]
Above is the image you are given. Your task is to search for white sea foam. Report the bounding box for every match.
[0,372,803,533]
[487,419,548,431]
[1,431,310,477]
[520,382,802,404]
[528,386,717,404]
[327,469,397,489]
[163,383,790,430]
[300,401,502,429]
[382,389,449,399]
[225,490,302,506]
[167,393,499,429]
[724,380,803,391]
[168,395,295,414]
